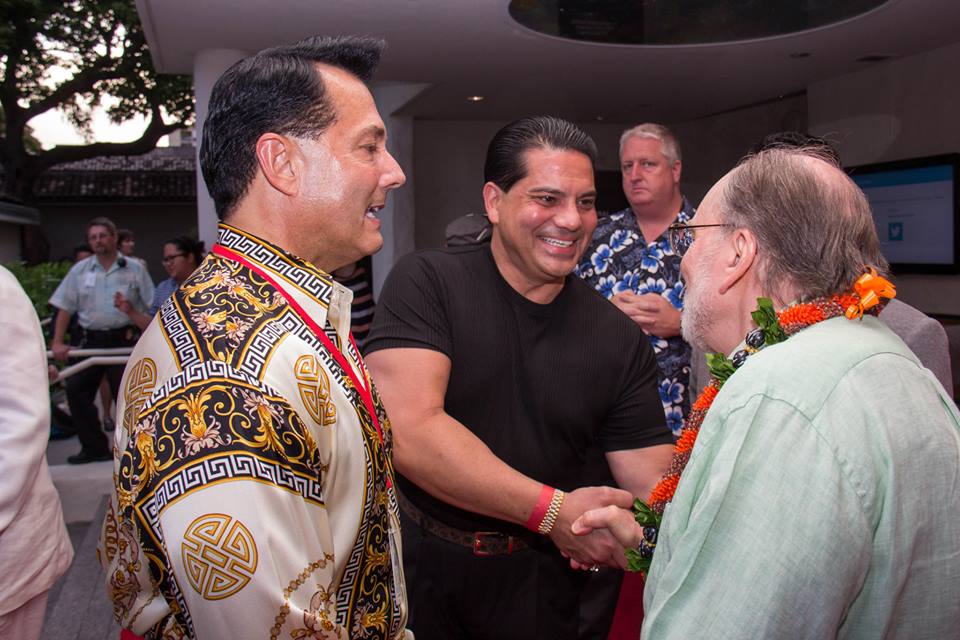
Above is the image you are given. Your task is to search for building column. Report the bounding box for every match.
[192,49,248,250]
[370,83,429,297]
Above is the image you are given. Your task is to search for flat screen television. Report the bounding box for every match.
[847,153,959,274]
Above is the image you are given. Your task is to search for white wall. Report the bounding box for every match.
[192,49,248,252]
[371,83,429,297]
[809,41,960,316]
[671,95,807,205]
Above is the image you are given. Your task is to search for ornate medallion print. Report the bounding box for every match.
[295,354,338,427]
[270,555,338,640]
[101,501,143,621]
[181,513,258,600]
[123,357,157,434]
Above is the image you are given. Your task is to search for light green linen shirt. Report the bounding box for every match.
[642,315,960,639]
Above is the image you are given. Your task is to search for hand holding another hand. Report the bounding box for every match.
[548,485,634,569]
[571,505,645,571]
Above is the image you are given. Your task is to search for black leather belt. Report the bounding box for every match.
[82,327,131,337]
[398,491,533,557]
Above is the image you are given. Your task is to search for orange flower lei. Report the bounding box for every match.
[626,272,896,573]
[647,283,892,514]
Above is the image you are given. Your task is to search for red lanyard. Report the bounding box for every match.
[211,245,386,454]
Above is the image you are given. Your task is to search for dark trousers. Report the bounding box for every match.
[578,568,622,639]
[65,361,124,455]
[65,328,136,455]
[402,515,589,640]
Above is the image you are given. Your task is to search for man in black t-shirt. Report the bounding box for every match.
[365,116,673,640]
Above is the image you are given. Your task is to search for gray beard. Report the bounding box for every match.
[680,310,711,352]
[680,271,718,353]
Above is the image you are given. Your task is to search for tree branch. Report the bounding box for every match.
[31,104,184,173]
[1,16,27,93]
[1,1,195,204]
[1,18,29,125]
[21,63,123,122]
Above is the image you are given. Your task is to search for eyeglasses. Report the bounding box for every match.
[162,253,186,264]
[668,222,733,258]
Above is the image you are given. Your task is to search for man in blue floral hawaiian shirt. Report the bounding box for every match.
[576,123,694,435]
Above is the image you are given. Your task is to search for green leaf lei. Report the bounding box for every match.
[707,297,786,381]
[625,499,662,573]
[750,297,787,345]
[627,297,785,573]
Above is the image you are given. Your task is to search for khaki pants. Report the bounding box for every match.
[0,591,49,640]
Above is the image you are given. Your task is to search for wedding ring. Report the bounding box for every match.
[589,565,600,572]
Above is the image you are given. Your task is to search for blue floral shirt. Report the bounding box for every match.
[575,198,695,435]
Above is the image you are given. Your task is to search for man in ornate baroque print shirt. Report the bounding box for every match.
[98,36,411,639]
[576,123,694,435]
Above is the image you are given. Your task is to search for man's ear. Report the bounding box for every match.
[672,160,682,185]
[254,133,298,196]
[482,182,503,225]
[717,228,757,295]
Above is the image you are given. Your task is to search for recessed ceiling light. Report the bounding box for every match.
[789,52,811,58]
[467,95,485,102]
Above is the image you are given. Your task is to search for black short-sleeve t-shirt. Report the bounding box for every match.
[364,244,670,534]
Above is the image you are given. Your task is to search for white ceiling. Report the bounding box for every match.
[136,0,960,124]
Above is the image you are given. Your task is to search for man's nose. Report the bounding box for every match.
[382,150,406,190]
[554,201,583,231]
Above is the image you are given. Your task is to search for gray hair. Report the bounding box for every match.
[719,147,888,299]
[619,123,681,165]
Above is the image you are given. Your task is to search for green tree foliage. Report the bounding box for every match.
[4,259,71,319]
[0,0,194,202]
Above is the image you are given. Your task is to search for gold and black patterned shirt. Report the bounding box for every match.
[99,224,408,639]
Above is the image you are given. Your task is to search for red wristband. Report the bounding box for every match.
[525,484,555,532]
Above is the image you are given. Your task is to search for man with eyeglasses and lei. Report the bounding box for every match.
[573,145,960,639]
[98,35,412,639]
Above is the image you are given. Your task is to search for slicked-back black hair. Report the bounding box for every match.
[199,35,385,220]
[484,116,597,192]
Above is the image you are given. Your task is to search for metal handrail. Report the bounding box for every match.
[46,347,135,359]
[47,347,134,384]
[52,356,131,383]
